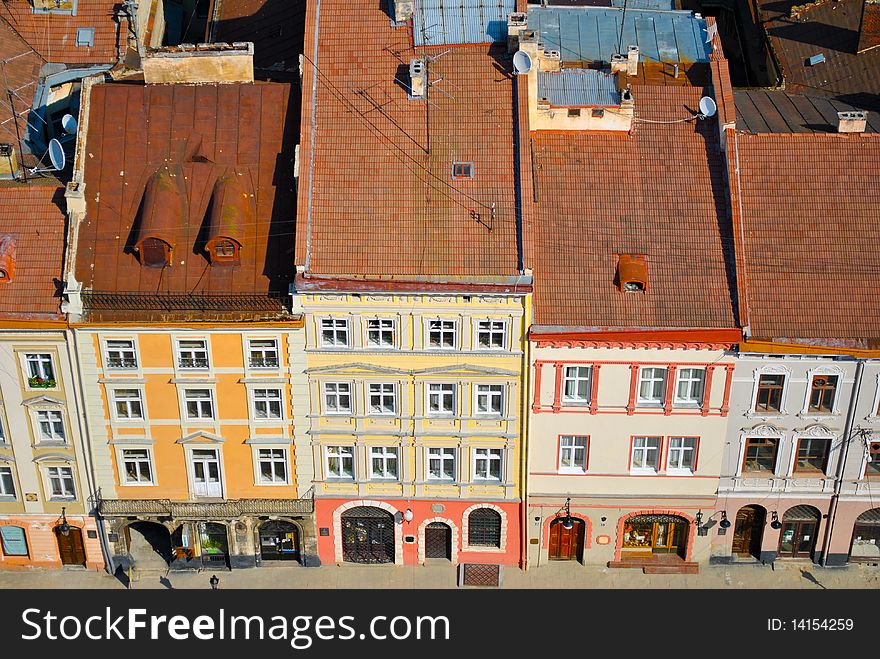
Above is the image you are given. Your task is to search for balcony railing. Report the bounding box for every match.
[97,489,314,519]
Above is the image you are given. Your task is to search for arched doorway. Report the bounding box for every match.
[127,521,173,569]
[199,522,230,569]
[56,526,86,566]
[548,517,585,561]
[424,522,452,561]
[850,508,880,563]
[621,514,689,560]
[341,506,395,564]
[732,505,766,560]
[778,505,820,559]
[259,521,301,562]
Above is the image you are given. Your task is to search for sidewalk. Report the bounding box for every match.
[2,560,879,589]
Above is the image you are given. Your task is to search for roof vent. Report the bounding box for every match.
[409,58,427,99]
[617,254,648,292]
[837,111,868,133]
[0,236,16,284]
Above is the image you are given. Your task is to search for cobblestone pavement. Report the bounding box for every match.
[1,560,879,589]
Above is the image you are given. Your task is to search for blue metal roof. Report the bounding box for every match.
[528,6,711,64]
[537,69,621,106]
[610,0,678,10]
[414,0,515,46]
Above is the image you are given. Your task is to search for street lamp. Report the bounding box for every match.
[403,508,414,523]
[770,511,782,530]
[58,507,70,536]
[562,497,573,530]
[719,511,731,529]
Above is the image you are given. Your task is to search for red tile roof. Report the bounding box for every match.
[295,0,521,281]
[0,19,45,165]
[529,85,738,330]
[731,131,880,345]
[0,1,120,65]
[0,180,66,320]
[74,80,297,319]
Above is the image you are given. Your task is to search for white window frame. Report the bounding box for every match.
[251,387,284,421]
[320,318,350,348]
[323,382,352,415]
[475,384,504,416]
[45,465,76,499]
[475,319,507,351]
[324,445,355,480]
[369,446,399,480]
[750,366,790,416]
[558,435,588,474]
[176,338,210,370]
[674,368,705,407]
[37,410,66,442]
[562,366,592,403]
[183,388,215,421]
[25,352,56,386]
[255,447,290,485]
[427,383,456,416]
[425,319,458,350]
[666,436,698,474]
[0,464,16,498]
[119,448,155,486]
[637,367,666,406]
[426,446,457,481]
[187,447,225,498]
[111,388,145,421]
[368,382,397,416]
[247,338,280,369]
[104,339,138,370]
[472,447,503,481]
[630,436,662,474]
[365,318,397,349]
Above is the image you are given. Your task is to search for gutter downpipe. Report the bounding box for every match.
[520,294,532,570]
[820,359,864,567]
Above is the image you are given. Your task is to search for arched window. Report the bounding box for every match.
[468,508,501,548]
[140,238,171,268]
[0,525,29,557]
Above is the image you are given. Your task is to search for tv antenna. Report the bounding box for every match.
[28,138,66,175]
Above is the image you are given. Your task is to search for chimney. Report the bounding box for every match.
[507,12,528,53]
[617,254,648,293]
[409,58,427,99]
[393,0,414,23]
[627,45,639,76]
[143,42,254,84]
[858,0,880,54]
[837,111,868,133]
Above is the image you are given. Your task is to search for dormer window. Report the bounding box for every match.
[141,238,171,268]
[134,166,183,269]
[617,254,648,292]
[206,237,241,265]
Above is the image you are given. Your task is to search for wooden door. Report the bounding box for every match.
[56,527,86,566]
[732,506,765,558]
[548,518,584,561]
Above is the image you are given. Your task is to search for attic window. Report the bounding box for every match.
[75,27,95,47]
[452,162,474,180]
[140,238,171,269]
[208,238,241,265]
[567,108,581,117]
[617,254,648,293]
[591,108,605,118]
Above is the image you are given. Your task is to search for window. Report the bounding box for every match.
[476,320,505,350]
[325,445,354,479]
[121,449,153,484]
[808,375,839,414]
[257,448,288,484]
[248,339,279,368]
[742,437,779,473]
[213,240,237,259]
[0,418,5,444]
[252,388,283,420]
[75,27,95,47]
[368,383,397,415]
[558,435,588,473]
[755,374,785,413]
[370,446,399,480]
[105,340,137,369]
[563,366,591,403]
[366,319,395,348]
[25,353,55,387]
[177,339,209,369]
[631,436,662,473]
[0,525,28,556]
[452,162,474,180]
[141,238,170,268]
[867,441,880,479]
[184,389,214,420]
[475,384,504,415]
[427,447,456,481]
[427,320,457,349]
[320,318,349,347]
[667,437,698,473]
[675,368,705,406]
[568,108,582,117]
[37,410,65,442]
[0,466,15,497]
[795,438,830,473]
[638,368,666,406]
[47,466,75,499]
[468,508,501,547]
[323,382,352,414]
[113,389,144,420]
[473,448,503,481]
[427,383,456,415]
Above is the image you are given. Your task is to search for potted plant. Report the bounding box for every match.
[28,376,56,389]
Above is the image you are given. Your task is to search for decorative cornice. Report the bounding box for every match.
[305,362,410,375]
[534,340,735,350]
[21,395,65,409]
[176,431,225,444]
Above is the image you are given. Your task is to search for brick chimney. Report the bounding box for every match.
[858,0,880,54]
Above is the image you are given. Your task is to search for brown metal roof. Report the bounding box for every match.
[735,90,880,133]
[211,0,306,73]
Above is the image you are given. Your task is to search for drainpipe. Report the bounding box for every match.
[820,359,864,567]
[519,295,532,570]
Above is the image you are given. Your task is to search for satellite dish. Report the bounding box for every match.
[513,50,532,75]
[48,139,65,170]
[61,114,78,134]
[698,96,717,118]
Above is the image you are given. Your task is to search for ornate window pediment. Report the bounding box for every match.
[21,395,65,410]
[305,362,409,376]
[742,423,784,437]
[795,423,836,439]
[415,364,518,377]
[176,431,225,445]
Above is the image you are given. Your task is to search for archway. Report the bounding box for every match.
[621,514,690,560]
[127,521,173,569]
[850,508,880,563]
[732,505,766,560]
[778,505,821,559]
[341,506,395,564]
[424,521,452,561]
[259,520,301,562]
[199,522,230,569]
[548,517,585,561]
